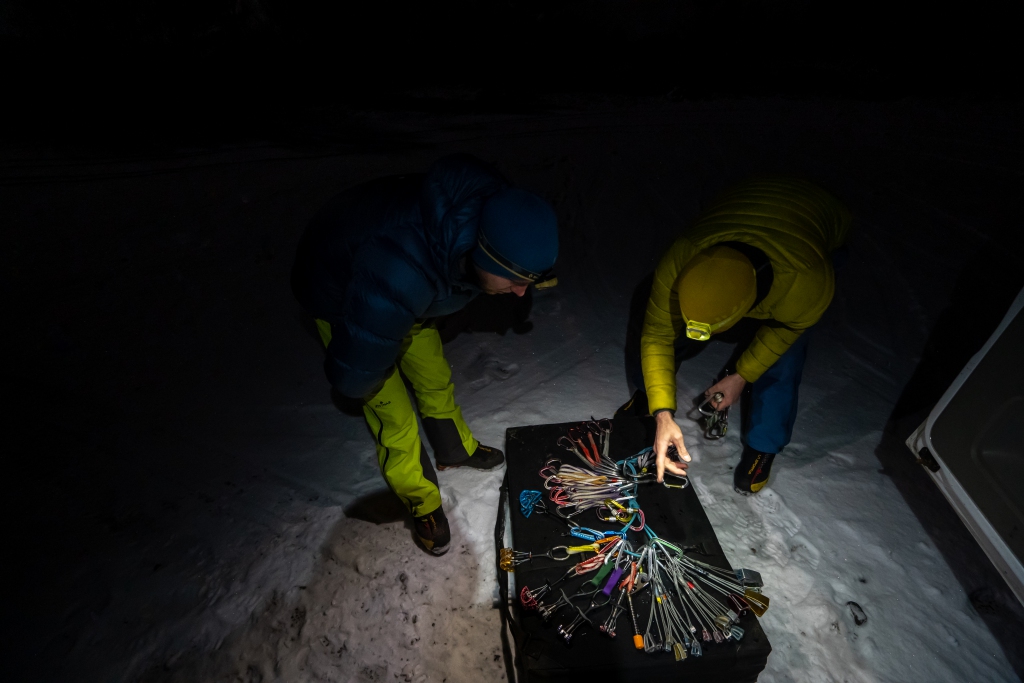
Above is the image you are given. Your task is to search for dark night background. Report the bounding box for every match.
[2,1,1023,681]
[2,0,1019,144]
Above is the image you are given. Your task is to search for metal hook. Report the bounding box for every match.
[555,504,586,520]
[662,475,690,490]
[695,392,729,440]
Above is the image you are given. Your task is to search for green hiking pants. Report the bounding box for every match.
[317,320,478,517]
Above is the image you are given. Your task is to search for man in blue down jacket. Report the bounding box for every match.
[292,155,559,555]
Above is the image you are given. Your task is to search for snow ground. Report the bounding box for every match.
[3,98,1023,682]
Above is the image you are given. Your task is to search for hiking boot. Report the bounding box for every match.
[436,443,505,471]
[614,389,649,419]
[414,507,451,555]
[734,447,776,495]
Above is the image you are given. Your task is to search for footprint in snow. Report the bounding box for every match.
[829,451,856,466]
[732,511,761,532]
[788,533,822,569]
[749,489,802,538]
[440,490,460,512]
[483,357,519,381]
[762,529,793,567]
[466,349,520,387]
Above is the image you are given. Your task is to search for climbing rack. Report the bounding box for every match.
[501,418,769,659]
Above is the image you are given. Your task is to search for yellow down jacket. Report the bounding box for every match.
[641,177,852,413]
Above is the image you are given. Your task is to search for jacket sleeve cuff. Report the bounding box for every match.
[734,356,763,383]
[735,354,767,384]
[646,388,677,415]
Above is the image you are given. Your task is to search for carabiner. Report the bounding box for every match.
[540,459,561,479]
[559,434,597,467]
[696,392,729,440]
[569,526,610,541]
[555,504,586,520]
[662,475,690,490]
[547,546,572,561]
[595,507,628,523]
[556,436,579,454]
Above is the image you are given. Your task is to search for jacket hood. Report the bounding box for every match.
[420,155,507,293]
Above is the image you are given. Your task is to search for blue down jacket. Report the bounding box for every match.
[291,155,507,398]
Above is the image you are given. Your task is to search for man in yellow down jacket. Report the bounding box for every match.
[618,177,851,494]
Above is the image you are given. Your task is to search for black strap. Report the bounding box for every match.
[495,472,526,682]
[720,241,774,309]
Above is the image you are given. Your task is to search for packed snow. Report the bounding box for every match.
[4,98,1022,682]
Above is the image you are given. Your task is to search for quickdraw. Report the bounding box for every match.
[695,391,729,440]
[568,526,623,541]
[557,420,616,473]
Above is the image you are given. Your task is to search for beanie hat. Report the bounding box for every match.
[472,188,558,282]
[675,245,757,340]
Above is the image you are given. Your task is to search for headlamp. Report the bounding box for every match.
[685,321,712,341]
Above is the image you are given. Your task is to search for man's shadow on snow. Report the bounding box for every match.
[343,490,409,524]
[343,490,431,555]
[874,247,1024,676]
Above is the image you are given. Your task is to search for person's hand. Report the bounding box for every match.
[704,373,747,410]
[654,410,690,482]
